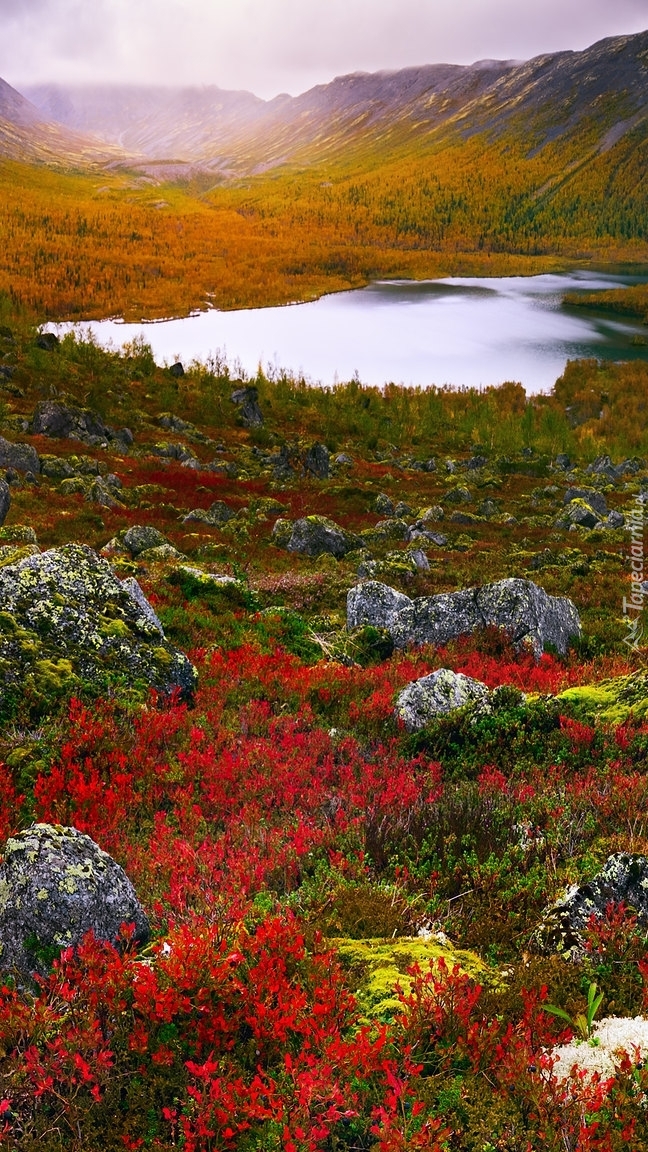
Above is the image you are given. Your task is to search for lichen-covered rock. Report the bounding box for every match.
[0,824,150,979]
[231,386,264,428]
[0,436,40,475]
[279,515,361,559]
[122,525,169,556]
[0,544,196,706]
[532,854,648,959]
[395,669,489,731]
[347,577,580,657]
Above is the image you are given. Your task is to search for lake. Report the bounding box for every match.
[49,269,648,394]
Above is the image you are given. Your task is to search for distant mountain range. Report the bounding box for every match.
[0,28,646,177]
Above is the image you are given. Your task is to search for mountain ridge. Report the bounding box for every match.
[16,29,648,176]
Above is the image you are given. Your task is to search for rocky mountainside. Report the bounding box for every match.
[21,29,648,174]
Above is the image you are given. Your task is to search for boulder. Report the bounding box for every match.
[347,577,580,657]
[396,669,489,731]
[182,500,236,527]
[606,510,625,529]
[231,386,264,428]
[303,443,330,479]
[276,515,361,559]
[532,854,648,959]
[0,479,9,527]
[35,332,59,351]
[0,824,150,980]
[375,493,396,516]
[0,544,196,704]
[0,436,40,475]
[122,525,169,557]
[558,500,601,530]
[30,401,123,447]
[564,488,608,517]
[169,361,185,378]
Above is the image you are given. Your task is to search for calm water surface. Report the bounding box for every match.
[50,270,648,394]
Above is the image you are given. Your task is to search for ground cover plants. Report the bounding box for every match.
[0,316,648,1148]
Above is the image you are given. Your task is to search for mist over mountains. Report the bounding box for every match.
[0,29,639,177]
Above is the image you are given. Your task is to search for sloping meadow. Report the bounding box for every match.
[0,325,647,1148]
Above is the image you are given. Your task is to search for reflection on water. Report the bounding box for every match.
[49,269,648,395]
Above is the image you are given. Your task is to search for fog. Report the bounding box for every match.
[1,0,646,98]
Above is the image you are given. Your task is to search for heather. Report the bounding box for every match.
[0,322,648,1149]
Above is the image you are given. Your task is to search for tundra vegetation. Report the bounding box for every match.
[0,311,648,1150]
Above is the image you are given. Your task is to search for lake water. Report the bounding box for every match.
[49,269,648,395]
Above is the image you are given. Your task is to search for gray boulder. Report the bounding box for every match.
[606,510,625,529]
[0,436,40,475]
[347,577,580,657]
[276,515,361,559]
[123,524,169,556]
[532,854,648,959]
[31,401,112,445]
[375,493,396,516]
[182,500,236,527]
[303,443,330,479]
[0,824,150,980]
[0,479,9,527]
[396,669,489,731]
[231,386,264,428]
[564,488,608,517]
[558,501,601,530]
[0,544,196,702]
[35,332,59,351]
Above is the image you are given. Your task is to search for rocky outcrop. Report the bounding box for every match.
[347,578,581,657]
[0,824,150,980]
[0,544,196,704]
[532,854,648,959]
[395,669,489,731]
[274,515,361,559]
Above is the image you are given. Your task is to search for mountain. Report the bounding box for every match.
[22,30,648,177]
[0,76,126,166]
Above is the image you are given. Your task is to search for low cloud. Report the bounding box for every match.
[2,0,646,96]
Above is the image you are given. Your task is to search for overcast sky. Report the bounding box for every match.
[2,0,647,97]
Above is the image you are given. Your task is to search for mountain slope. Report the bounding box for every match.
[23,30,648,175]
[0,76,126,166]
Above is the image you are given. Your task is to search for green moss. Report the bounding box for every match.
[32,658,76,694]
[99,617,131,639]
[333,935,488,1020]
[558,674,648,725]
